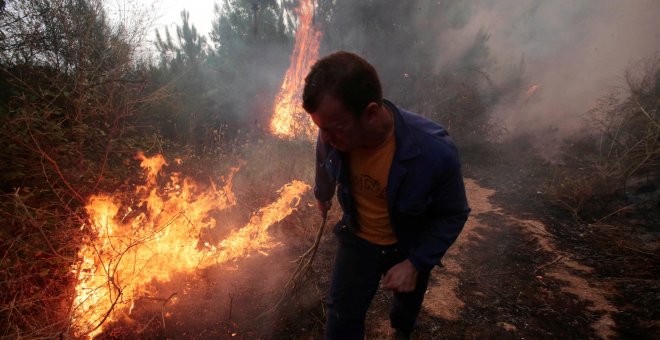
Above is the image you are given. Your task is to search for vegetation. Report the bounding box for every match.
[0,0,297,336]
[0,1,155,336]
[0,0,657,337]
[547,57,660,221]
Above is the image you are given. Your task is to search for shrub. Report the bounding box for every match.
[547,57,659,221]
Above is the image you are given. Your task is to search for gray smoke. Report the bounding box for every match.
[440,0,660,135]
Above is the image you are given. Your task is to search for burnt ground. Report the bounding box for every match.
[455,142,659,340]
[97,141,659,339]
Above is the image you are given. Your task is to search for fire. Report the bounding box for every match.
[270,0,322,140]
[70,153,309,337]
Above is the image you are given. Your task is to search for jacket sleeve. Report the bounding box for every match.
[407,150,470,272]
[314,135,336,202]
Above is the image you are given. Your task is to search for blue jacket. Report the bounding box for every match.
[314,99,470,272]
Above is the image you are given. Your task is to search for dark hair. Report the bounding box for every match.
[302,51,382,117]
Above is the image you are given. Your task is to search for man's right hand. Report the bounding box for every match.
[317,200,332,218]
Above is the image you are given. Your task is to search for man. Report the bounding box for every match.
[303,51,470,339]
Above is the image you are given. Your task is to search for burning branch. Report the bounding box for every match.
[70,154,309,337]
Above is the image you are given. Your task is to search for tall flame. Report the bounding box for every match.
[71,153,309,337]
[270,0,322,140]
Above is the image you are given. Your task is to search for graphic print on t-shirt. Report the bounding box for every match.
[351,174,386,200]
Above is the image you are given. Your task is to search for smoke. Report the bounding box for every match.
[434,0,660,136]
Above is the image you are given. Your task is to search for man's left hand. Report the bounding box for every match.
[381,259,418,292]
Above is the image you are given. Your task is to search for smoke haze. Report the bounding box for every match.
[439,0,660,135]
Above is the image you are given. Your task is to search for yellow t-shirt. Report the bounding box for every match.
[349,130,397,245]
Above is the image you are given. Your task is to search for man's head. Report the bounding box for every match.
[302,51,385,151]
[303,51,382,117]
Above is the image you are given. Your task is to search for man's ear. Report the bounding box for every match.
[363,102,380,122]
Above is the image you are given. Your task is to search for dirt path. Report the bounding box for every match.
[365,178,619,339]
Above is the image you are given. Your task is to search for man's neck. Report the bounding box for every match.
[361,105,395,150]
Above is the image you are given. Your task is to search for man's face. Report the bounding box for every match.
[309,96,365,152]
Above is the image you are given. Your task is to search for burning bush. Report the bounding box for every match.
[70,152,308,337]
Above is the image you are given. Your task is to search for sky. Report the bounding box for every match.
[103,0,219,46]
[101,0,220,57]
[150,0,217,38]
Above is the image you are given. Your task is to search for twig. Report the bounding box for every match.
[134,293,178,304]
[228,293,234,320]
[635,99,660,128]
[537,255,563,270]
[594,203,636,223]
[39,157,86,226]
[285,215,328,290]
[617,242,658,257]
[13,189,68,261]
[257,215,327,318]
[134,293,178,334]
[26,127,85,203]
[138,314,159,334]
[161,292,177,333]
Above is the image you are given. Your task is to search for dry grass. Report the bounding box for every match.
[545,166,618,220]
[546,57,659,222]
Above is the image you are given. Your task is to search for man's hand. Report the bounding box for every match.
[317,199,332,218]
[381,259,418,292]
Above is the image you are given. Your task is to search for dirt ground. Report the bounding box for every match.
[290,144,656,339]
[101,145,659,339]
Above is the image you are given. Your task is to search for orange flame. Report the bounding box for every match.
[70,154,309,337]
[270,0,322,140]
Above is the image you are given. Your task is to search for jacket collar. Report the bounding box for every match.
[384,99,420,162]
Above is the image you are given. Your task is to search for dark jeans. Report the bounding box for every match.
[325,225,431,340]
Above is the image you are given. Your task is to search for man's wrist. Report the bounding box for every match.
[406,256,428,273]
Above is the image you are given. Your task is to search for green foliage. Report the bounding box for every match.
[150,10,211,151]
[155,10,208,71]
[0,0,145,196]
[211,0,289,63]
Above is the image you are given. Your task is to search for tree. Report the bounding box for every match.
[155,10,207,71]
[152,10,211,151]
[207,0,292,129]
